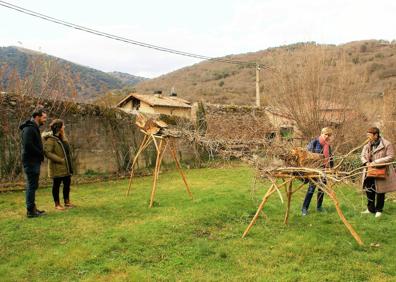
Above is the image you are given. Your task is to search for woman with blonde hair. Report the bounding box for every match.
[43,119,75,210]
[301,127,334,216]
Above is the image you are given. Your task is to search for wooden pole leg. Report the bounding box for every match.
[170,141,193,200]
[149,139,164,208]
[326,189,364,245]
[242,184,277,238]
[308,177,364,246]
[283,181,293,225]
[126,135,150,196]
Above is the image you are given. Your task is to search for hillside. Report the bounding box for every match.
[134,40,396,105]
[0,46,146,101]
[107,71,146,85]
[1,40,395,105]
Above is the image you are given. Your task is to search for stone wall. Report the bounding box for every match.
[0,93,198,182]
[1,94,313,184]
[0,94,133,180]
[202,104,274,141]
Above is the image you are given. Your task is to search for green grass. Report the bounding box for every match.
[1,165,396,281]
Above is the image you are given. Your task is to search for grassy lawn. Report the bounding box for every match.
[1,165,395,281]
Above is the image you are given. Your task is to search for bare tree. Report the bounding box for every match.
[265,45,371,152]
[0,57,78,180]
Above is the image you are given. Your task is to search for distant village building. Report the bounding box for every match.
[264,106,299,140]
[116,92,192,119]
[264,100,365,140]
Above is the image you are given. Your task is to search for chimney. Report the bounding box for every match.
[170,86,177,97]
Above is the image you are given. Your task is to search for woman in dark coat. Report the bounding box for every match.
[43,119,75,210]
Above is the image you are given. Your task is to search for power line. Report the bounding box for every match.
[0,0,267,69]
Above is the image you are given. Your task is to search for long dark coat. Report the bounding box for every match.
[19,119,44,164]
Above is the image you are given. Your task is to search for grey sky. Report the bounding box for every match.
[0,0,395,78]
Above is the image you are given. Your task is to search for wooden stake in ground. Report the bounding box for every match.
[126,115,193,207]
[309,177,363,245]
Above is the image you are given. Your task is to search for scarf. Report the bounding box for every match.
[319,135,330,167]
[368,138,381,162]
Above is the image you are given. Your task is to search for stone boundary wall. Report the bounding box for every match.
[202,103,274,141]
[0,93,198,183]
[1,95,316,186]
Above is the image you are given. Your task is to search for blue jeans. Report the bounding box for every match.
[23,163,41,211]
[302,182,324,211]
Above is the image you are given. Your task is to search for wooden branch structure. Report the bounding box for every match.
[126,114,193,207]
[242,140,376,246]
[242,169,364,245]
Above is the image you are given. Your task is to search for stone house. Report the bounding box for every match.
[116,92,192,119]
[264,106,299,140]
[264,101,364,140]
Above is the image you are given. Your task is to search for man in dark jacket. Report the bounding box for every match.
[19,107,47,218]
[301,127,334,216]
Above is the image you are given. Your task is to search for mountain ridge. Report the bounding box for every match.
[0,46,147,101]
[134,40,396,105]
[1,40,396,105]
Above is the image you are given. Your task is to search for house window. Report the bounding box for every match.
[132,99,140,110]
[265,132,276,140]
[280,127,294,140]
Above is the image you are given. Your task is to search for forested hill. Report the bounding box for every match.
[0,46,146,101]
[134,40,396,105]
[2,40,396,104]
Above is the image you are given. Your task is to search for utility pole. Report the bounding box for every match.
[383,88,396,141]
[256,64,261,107]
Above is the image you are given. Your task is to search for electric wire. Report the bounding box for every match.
[0,1,269,69]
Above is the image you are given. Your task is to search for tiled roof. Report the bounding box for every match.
[117,93,192,109]
[265,101,362,123]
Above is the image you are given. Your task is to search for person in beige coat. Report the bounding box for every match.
[361,127,396,217]
[43,119,75,210]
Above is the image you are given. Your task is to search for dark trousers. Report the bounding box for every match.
[364,177,385,213]
[23,163,41,211]
[302,182,325,211]
[52,176,71,204]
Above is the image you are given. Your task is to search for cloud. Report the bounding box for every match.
[1,0,395,78]
[226,0,396,49]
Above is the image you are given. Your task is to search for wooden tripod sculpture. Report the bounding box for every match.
[242,140,374,246]
[242,170,363,245]
[126,114,193,207]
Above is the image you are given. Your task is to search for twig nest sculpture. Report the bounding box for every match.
[135,113,170,136]
[290,147,324,168]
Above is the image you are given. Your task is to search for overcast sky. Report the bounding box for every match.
[0,0,395,78]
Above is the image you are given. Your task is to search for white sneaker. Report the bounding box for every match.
[375,212,382,218]
[361,209,371,214]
